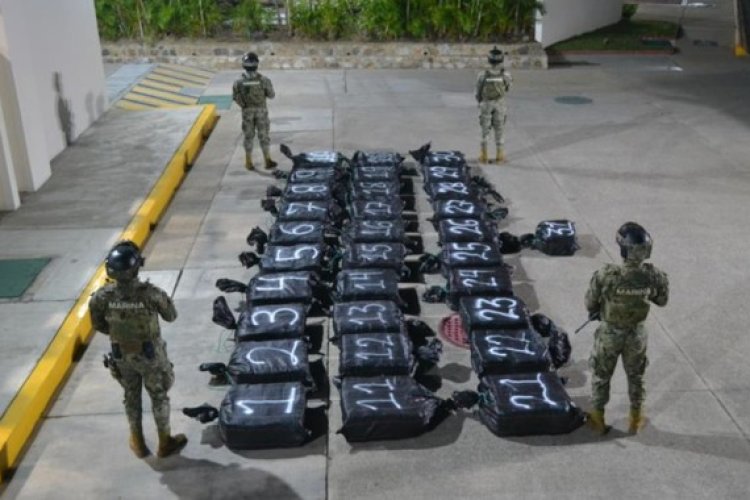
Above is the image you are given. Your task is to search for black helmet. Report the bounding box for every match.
[616,222,652,261]
[242,52,259,72]
[105,240,144,282]
[488,46,504,66]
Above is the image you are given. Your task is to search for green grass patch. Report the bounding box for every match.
[549,20,680,52]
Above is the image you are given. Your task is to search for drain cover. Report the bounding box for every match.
[0,258,50,298]
[439,313,469,349]
[554,96,593,105]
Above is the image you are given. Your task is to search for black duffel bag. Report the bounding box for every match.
[532,220,580,256]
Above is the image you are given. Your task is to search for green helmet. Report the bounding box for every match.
[105,240,144,282]
[616,222,652,262]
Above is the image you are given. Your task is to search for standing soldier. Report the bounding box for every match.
[233,51,277,171]
[89,241,187,458]
[584,223,669,435]
[476,46,512,164]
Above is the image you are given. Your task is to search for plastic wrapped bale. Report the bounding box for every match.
[352,151,404,170]
[247,271,315,306]
[268,221,326,246]
[339,332,415,377]
[219,382,309,449]
[477,373,584,436]
[350,180,401,201]
[426,181,476,202]
[431,199,488,230]
[227,339,313,387]
[459,296,530,335]
[438,218,498,245]
[335,268,403,305]
[342,243,407,274]
[440,242,504,275]
[283,146,347,171]
[348,199,404,221]
[470,329,551,377]
[276,200,334,223]
[351,166,401,183]
[235,303,308,342]
[423,165,469,192]
[278,183,334,203]
[534,220,580,256]
[342,220,406,245]
[422,150,466,168]
[287,167,340,185]
[338,376,446,442]
[254,244,326,273]
[332,301,403,337]
[447,268,513,310]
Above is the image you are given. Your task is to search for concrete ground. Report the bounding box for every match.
[3,1,750,498]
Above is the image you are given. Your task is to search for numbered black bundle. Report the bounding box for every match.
[426,181,476,202]
[247,271,316,306]
[447,268,513,310]
[251,244,326,273]
[440,242,505,274]
[470,329,551,377]
[438,218,498,245]
[235,303,308,342]
[476,373,584,436]
[423,165,469,188]
[348,198,404,220]
[274,183,335,203]
[342,243,407,273]
[267,221,326,246]
[286,167,341,185]
[352,150,404,170]
[335,268,403,304]
[281,145,347,171]
[459,295,530,335]
[337,376,445,442]
[351,165,401,183]
[350,180,402,201]
[219,382,309,449]
[276,200,336,223]
[338,332,415,377]
[227,339,314,387]
[533,220,580,256]
[342,219,406,245]
[332,301,403,337]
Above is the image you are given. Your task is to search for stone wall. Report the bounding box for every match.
[102,41,548,70]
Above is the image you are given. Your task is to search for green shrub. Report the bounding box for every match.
[622,4,639,21]
[232,0,274,35]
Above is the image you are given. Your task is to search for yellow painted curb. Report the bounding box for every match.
[0,104,218,481]
[735,45,748,57]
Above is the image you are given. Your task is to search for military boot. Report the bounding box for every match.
[264,155,278,170]
[157,432,188,458]
[129,428,150,458]
[495,147,505,164]
[587,409,609,435]
[245,153,254,171]
[479,145,488,163]
[628,408,645,434]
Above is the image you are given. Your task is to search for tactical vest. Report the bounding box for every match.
[238,74,266,108]
[103,284,161,348]
[599,264,655,327]
[481,70,507,101]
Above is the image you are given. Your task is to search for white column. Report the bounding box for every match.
[0,93,20,210]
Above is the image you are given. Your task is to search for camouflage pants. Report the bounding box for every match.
[479,99,507,148]
[242,107,271,155]
[589,323,649,411]
[110,340,175,436]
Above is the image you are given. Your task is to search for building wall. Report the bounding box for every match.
[0,0,106,210]
[536,0,624,48]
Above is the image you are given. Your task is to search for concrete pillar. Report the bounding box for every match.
[0,92,20,210]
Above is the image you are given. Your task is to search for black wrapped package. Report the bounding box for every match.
[247,271,314,306]
[438,218,497,245]
[219,382,309,449]
[338,376,444,442]
[277,200,333,222]
[352,166,400,183]
[235,303,307,342]
[423,165,468,184]
[470,329,551,377]
[287,167,339,185]
[422,150,466,168]
[280,183,333,202]
[426,181,476,202]
[339,332,414,377]
[459,295,529,334]
[441,242,504,273]
[335,268,402,304]
[477,373,585,436]
[290,150,346,170]
[257,244,325,273]
[342,243,407,273]
[268,221,326,246]
[350,180,401,201]
[353,150,404,169]
[447,268,513,310]
[342,219,406,244]
[432,198,487,223]
[348,199,403,220]
[332,300,403,337]
[228,339,313,386]
[534,220,579,256]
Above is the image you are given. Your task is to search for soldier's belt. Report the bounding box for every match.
[112,340,155,357]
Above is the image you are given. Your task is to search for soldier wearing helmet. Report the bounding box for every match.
[476,46,512,164]
[584,223,669,435]
[232,51,277,170]
[89,241,187,458]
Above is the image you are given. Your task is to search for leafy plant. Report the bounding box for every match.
[622,4,639,21]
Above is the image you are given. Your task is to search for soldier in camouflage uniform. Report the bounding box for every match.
[585,222,669,434]
[232,51,277,171]
[476,46,512,164]
[89,241,187,458]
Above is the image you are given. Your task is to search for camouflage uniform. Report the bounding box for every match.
[232,71,275,158]
[585,261,669,411]
[476,67,512,153]
[89,279,178,439]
